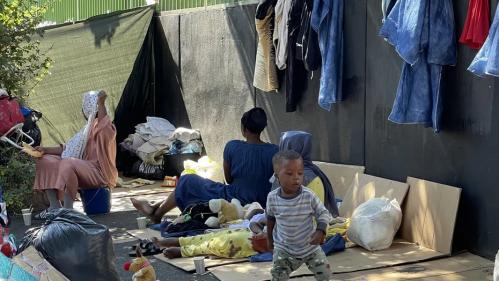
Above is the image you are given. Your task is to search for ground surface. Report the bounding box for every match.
[9,183,218,281]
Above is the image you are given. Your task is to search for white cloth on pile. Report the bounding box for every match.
[136,136,174,165]
[135,117,175,141]
[120,133,146,153]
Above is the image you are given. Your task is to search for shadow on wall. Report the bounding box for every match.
[84,14,120,48]
[224,3,259,101]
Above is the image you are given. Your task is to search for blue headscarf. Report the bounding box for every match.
[279,131,339,216]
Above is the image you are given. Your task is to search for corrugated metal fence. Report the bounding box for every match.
[40,0,252,24]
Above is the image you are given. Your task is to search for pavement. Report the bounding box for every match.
[8,182,219,281]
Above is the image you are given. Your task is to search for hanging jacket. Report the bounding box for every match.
[311,0,344,111]
[254,1,279,92]
[379,0,456,132]
[296,0,321,72]
[274,0,293,70]
[468,5,499,77]
[285,0,308,112]
[459,0,490,50]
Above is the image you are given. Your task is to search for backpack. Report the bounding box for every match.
[181,202,218,223]
[0,96,24,135]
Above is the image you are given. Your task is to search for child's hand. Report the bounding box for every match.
[310,230,325,245]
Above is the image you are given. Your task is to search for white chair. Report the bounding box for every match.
[0,123,34,149]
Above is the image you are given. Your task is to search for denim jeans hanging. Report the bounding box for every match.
[311,0,344,111]
[380,0,456,132]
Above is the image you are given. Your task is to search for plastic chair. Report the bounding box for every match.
[0,123,34,149]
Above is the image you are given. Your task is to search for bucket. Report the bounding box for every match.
[79,188,111,215]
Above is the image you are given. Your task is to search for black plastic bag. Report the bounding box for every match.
[19,209,120,281]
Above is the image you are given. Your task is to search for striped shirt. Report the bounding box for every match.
[266,187,332,258]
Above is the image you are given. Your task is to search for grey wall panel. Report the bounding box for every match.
[178,5,257,163]
[256,0,367,165]
[365,0,499,258]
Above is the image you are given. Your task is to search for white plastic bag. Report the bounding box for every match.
[347,198,402,251]
[182,156,224,182]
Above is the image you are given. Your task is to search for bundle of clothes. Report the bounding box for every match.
[253,0,344,112]
[120,117,203,179]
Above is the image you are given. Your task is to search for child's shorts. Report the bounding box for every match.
[271,248,331,281]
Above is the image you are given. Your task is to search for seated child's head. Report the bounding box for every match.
[272,150,304,195]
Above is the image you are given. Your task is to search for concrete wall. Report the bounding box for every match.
[154,1,499,258]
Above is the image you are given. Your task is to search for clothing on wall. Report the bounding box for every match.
[382,0,397,21]
[468,5,499,77]
[274,0,293,70]
[285,0,308,112]
[311,0,344,111]
[296,0,321,72]
[254,1,280,92]
[380,0,457,132]
[460,0,490,49]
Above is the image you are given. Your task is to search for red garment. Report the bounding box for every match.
[459,0,490,49]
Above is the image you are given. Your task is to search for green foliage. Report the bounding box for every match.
[0,0,52,100]
[0,146,35,214]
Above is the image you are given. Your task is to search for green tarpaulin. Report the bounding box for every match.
[28,7,153,146]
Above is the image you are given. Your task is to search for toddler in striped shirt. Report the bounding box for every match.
[266,150,332,281]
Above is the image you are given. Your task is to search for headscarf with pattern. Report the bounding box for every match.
[61,91,99,159]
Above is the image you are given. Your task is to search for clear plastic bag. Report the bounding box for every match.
[347,198,402,251]
[182,156,224,182]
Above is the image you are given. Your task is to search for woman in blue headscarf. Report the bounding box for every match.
[275,131,339,216]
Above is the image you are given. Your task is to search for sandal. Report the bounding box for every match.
[129,241,162,257]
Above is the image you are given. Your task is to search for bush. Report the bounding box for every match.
[0,146,35,214]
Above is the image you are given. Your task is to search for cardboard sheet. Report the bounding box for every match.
[401,177,462,255]
[127,229,248,271]
[291,252,492,281]
[339,173,409,218]
[313,162,365,199]
[12,246,70,281]
[155,254,248,272]
[210,240,445,281]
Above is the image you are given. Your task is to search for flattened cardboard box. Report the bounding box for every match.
[12,246,69,281]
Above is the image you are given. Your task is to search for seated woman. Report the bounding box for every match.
[274,131,339,216]
[152,229,268,259]
[33,91,118,214]
[132,107,279,223]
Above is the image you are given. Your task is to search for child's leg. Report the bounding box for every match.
[271,248,303,281]
[304,249,331,281]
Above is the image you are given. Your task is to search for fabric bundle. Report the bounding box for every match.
[380,0,457,132]
[468,6,499,77]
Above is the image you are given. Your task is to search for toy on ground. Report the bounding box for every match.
[123,246,157,281]
[0,227,16,258]
[205,198,244,228]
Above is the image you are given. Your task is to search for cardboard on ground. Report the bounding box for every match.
[211,174,463,280]
[12,246,70,281]
[313,162,365,199]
